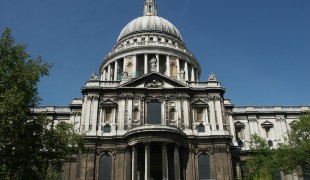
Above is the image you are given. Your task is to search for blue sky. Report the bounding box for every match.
[1,0,309,106]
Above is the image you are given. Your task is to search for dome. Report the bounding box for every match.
[117,16,183,42]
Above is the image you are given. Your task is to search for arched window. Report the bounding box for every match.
[133,108,139,120]
[198,153,212,180]
[99,154,112,180]
[169,108,176,120]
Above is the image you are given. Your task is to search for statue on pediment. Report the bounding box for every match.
[150,57,157,72]
[91,72,98,80]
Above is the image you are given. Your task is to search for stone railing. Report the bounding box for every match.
[233,106,310,112]
[105,41,194,59]
[186,81,208,87]
[85,80,121,87]
[32,106,71,113]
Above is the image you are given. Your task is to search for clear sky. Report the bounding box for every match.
[1,0,309,106]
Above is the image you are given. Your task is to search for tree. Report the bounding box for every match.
[243,134,278,180]
[0,28,84,179]
[244,114,310,179]
[276,113,310,176]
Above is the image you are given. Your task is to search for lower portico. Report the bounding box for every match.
[130,142,182,180]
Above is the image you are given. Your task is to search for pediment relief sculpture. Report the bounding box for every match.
[144,78,164,88]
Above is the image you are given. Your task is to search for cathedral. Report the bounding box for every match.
[34,0,309,179]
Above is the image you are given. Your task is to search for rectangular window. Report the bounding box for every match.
[147,102,161,124]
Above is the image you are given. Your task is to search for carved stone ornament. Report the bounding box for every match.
[208,73,217,81]
[207,93,221,101]
[149,57,157,72]
[248,117,258,122]
[144,78,164,88]
[101,96,118,102]
[123,71,128,80]
[90,72,98,80]
[96,148,115,155]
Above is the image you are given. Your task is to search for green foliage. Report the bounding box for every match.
[244,114,310,179]
[243,134,277,180]
[0,28,84,179]
[277,113,310,174]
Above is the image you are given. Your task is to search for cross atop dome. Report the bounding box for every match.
[144,0,157,16]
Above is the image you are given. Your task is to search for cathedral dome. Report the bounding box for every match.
[117,16,183,42]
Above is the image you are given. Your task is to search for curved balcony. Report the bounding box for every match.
[124,124,187,145]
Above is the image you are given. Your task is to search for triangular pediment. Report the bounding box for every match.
[191,99,208,106]
[119,72,189,88]
[99,99,117,107]
[261,121,273,128]
[234,121,245,128]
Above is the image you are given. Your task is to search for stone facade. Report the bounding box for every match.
[34,0,310,179]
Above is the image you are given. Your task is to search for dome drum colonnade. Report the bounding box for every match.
[99,0,201,83]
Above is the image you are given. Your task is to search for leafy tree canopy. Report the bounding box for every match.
[0,28,84,179]
[244,114,310,180]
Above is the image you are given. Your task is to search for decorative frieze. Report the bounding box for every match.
[207,93,222,101]
[197,147,228,153]
[248,117,257,122]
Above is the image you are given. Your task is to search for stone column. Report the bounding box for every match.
[183,100,189,129]
[162,143,168,180]
[125,148,132,180]
[191,67,195,81]
[227,112,235,140]
[103,69,107,80]
[97,108,103,135]
[156,54,159,72]
[145,143,151,180]
[107,64,111,81]
[84,96,92,132]
[166,55,170,76]
[176,58,180,80]
[144,54,148,74]
[90,95,99,134]
[208,101,216,131]
[215,100,224,131]
[132,145,137,180]
[118,99,126,131]
[184,62,189,81]
[174,145,181,180]
[236,162,242,179]
[133,55,137,78]
[114,60,118,80]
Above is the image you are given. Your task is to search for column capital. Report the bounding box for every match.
[174,143,181,149]
[161,143,168,148]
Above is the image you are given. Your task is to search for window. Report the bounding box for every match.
[133,108,139,120]
[169,108,176,120]
[103,125,111,133]
[147,102,161,124]
[268,140,273,147]
[148,5,152,12]
[236,127,245,140]
[198,153,212,180]
[150,37,154,41]
[105,108,112,123]
[195,107,203,122]
[197,124,205,132]
[99,154,112,180]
